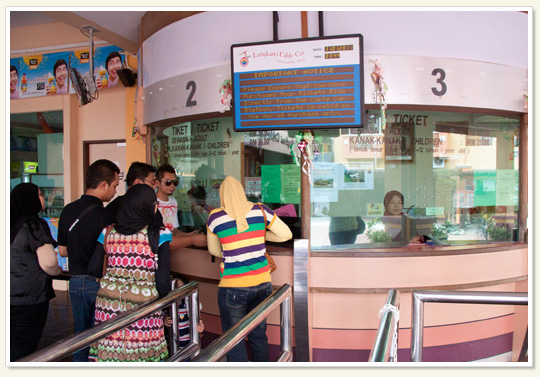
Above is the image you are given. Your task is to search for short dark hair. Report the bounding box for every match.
[125,162,156,187]
[53,59,68,77]
[86,159,120,189]
[105,51,122,70]
[156,164,176,181]
[10,65,18,75]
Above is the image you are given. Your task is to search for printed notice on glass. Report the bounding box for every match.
[496,170,518,206]
[280,165,301,204]
[312,162,339,203]
[261,165,281,203]
[231,34,364,131]
[473,171,497,207]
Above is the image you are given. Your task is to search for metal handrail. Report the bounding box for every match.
[19,281,200,362]
[410,290,528,362]
[192,284,293,362]
[166,278,201,361]
[369,289,400,362]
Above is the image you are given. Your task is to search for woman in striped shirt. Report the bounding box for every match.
[206,176,292,362]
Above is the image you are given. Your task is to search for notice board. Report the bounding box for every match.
[231,34,364,131]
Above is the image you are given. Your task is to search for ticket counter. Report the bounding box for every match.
[140,10,528,362]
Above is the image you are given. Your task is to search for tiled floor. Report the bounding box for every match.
[37,290,74,362]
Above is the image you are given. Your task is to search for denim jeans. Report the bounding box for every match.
[69,275,100,362]
[218,282,273,362]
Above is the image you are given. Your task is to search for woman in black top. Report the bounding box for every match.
[10,183,60,361]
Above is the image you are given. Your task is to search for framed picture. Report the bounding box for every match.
[384,121,414,162]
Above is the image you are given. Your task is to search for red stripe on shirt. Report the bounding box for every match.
[220,229,265,244]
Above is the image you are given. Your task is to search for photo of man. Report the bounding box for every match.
[10,64,19,99]
[96,51,123,88]
[46,59,69,95]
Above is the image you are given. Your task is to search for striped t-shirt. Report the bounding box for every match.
[206,203,276,287]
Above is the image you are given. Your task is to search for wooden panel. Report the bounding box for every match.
[310,247,528,289]
[141,11,204,42]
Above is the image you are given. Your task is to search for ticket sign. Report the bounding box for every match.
[231,34,364,131]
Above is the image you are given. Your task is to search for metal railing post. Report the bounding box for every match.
[369,289,400,362]
[170,279,180,355]
[410,291,424,362]
[276,295,293,362]
[190,287,201,355]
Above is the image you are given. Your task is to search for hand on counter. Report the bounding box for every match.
[169,230,207,250]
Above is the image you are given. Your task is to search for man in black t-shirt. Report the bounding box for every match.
[58,159,119,362]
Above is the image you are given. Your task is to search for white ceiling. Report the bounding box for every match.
[10,10,146,51]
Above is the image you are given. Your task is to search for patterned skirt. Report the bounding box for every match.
[89,277,168,362]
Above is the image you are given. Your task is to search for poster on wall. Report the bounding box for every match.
[10,58,20,99]
[17,52,70,98]
[69,45,124,93]
[231,34,364,131]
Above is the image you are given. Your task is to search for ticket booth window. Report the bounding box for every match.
[150,116,300,241]
[310,110,520,250]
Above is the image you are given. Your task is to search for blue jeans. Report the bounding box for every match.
[69,275,100,362]
[218,282,273,362]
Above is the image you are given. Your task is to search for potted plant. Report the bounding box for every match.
[366,218,393,243]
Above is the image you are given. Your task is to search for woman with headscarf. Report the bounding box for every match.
[10,183,60,361]
[383,190,426,244]
[206,176,292,362]
[384,190,404,216]
[87,184,172,362]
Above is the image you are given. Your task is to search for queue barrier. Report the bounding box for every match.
[410,290,528,362]
[18,281,200,362]
[191,284,293,362]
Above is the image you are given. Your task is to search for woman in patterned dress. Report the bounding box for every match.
[88,184,172,362]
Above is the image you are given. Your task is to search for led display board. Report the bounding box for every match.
[231,34,364,131]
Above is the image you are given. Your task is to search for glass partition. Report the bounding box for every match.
[150,116,300,241]
[310,110,520,250]
[150,110,520,250]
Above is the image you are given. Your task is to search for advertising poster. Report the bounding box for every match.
[10,58,20,99]
[18,51,70,98]
[69,45,124,93]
